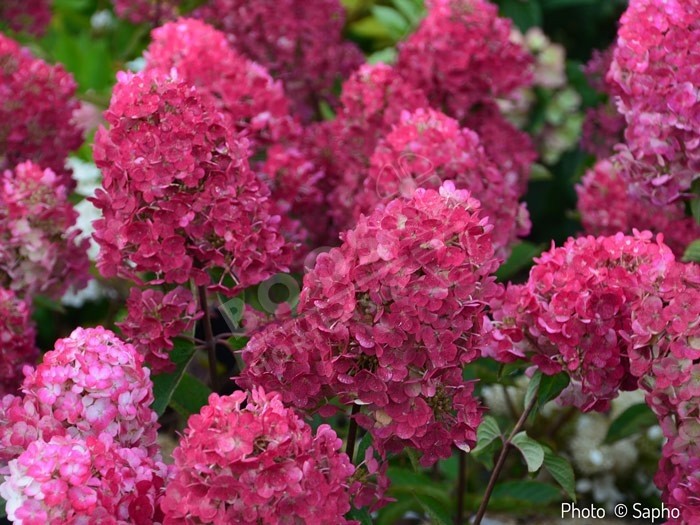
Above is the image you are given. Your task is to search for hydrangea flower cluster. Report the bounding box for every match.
[608,0,700,204]
[482,231,698,412]
[117,286,202,373]
[0,0,51,36]
[397,0,533,122]
[92,70,292,294]
[580,47,625,160]
[112,0,181,24]
[194,0,363,121]
[0,34,83,183]
[0,161,90,299]
[355,108,529,256]
[243,183,500,465]
[162,389,355,524]
[0,288,38,396]
[577,159,700,256]
[0,433,169,524]
[319,63,430,235]
[144,19,298,155]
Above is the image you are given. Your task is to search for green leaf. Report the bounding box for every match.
[472,416,502,454]
[347,507,373,525]
[540,0,599,9]
[355,431,374,466]
[377,499,416,525]
[349,16,393,40]
[530,163,553,181]
[151,338,199,416]
[491,480,562,505]
[537,372,571,408]
[511,432,545,473]
[414,494,452,525]
[405,447,421,472]
[543,449,577,501]
[500,0,543,31]
[387,468,452,506]
[683,239,700,263]
[523,370,542,411]
[392,0,425,24]
[604,403,658,444]
[168,373,212,418]
[371,5,409,38]
[496,242,543,281]
[367,47,398,65]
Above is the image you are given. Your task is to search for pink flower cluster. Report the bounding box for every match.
[0,161,90,299]
[0,328,168,523]
[482,232,699,411]
[581,47,625,160]
[194,0,363,121]
[92,70,292,294]
[0,0,51,35]
[356,108,530,256]
[0,288,38,396]
[1,433,169,524]
[608,0,700,204]
[577,159,700,257]
[144,19,298,156]
[162,388,355,524]
[0,34,82,184]
[117,286,202,374]
[396,0,533,122]
[243,183,500,465]
[112,0,181,24]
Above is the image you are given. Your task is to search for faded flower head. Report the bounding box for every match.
[194,0,363,121]
[0,0,51,36]
[92,70,292,294]
[0,288,38,396]
[0,34,82,184]
[0,161,90,299]
[397,0,533,121]
[112,0,182,24]
[162,388,356,524]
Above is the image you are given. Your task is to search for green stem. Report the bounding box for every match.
[198,286,218,391]
[472,393,539,525]
[346,404,361,463]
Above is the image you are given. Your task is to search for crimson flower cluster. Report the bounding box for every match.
[608,0,700,204]
[577,159,700,257]
[0,34,83,184]
[92,70,292,293]
[193,0,363,121]
[355,108,530,256]
[0,0,51,36]
[0,288,38,396]
[162,388,356,524]
[243,183,500,466]
[0,328,168,523]
[396,0,533,122]
[0,161,90,299]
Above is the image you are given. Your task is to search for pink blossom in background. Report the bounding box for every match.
[92,70,293,295]
[0,288,38,396]
[577,158,700,257]
[112,0,181,24]
[0,0,52,36]
[318,63,430,236]
[162,389,356,524]
[356,108,530,257]
[463,102,537,196]
[0,433,169,524]
[118,286,202,374]
[0,161,90,299]
[194,0,363,121]
[608,0,700,204]
[0,34,83,185]
[243,182,500,465]
[144,19,298,155]
[397,0,533,122]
